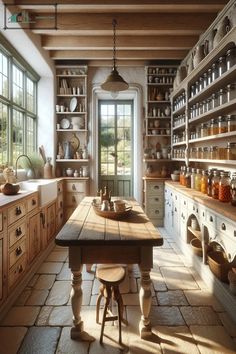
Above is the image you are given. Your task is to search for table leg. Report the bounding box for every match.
[70,266,95,342]
[139,267,152,338]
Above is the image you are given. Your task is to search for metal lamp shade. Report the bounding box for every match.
[101,67,129,92]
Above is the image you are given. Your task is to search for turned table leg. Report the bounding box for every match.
[70,266,95,342]
[139,267,152,339]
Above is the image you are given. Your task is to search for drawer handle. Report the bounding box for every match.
[18,264,23,273]
[72,184,76,191]
[60,212,63,219]
[60,201,63,208]
[16,227,22,237]
[154,185,159,190]
[32,199,37,206]
[175,207,177,212]
[210,216,213,222]
[155,197,159,202]
[175,196,177,200]
[234,230,236,237]
[184,201,186,205]
[202,212,205,217]
[155,210,159,214]
[72,196,76,203]
[15,246,22,256]
[221,223,226,231]
[15,207,22,216]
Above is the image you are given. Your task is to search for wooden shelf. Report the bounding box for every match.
[57,94,86,97]
[143,159,172,163]
[56,129,88,132]
[188,158,236,165]
[188,226,202,240]
[189,130,236,143]
[172,141,186,147]
[173,123,186,131]
[172,105,186,115]
[56,159,89,162]
[56,112,87,115]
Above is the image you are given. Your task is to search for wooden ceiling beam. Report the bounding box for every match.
[42,35,197,50]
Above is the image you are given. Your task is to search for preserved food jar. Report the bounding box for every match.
[200,123,208,137]
[226,142,236,160]
[210,145,218,160]
[211,62,218,81]
[207,169,214,197]
[201,170,208,194]
[219,171,231,202]
[226,83,236,102]
[212,170,220,199]
[199,76,204,91]
[203,72,208,88]
[210,118,218,135]
[230,172,236,206]
[219,88,227,105]
[203,147,209,159]
[226,47,236,70]
[180,166,186,185]
[227,115,236,132]
[195,169,202,191]
[218,116,227,134]
[208,68,212,85]
[218,56,226,76]
[211,93,219,109]
[185,167,191,188]
[191,168,196,189]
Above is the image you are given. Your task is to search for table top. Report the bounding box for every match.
[55,197,163,247]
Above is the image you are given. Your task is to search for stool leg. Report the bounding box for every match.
[113,286,123,343]
[96,284,105,324]
[100,286,111,344]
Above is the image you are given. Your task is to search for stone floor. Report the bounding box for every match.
[0,227,236,354]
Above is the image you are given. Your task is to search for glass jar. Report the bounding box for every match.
[218,116,227,134]
[210,146,218,160]
[219,171,231,202]
[227,115,236,132]
[195,169,202,191]
[218,56,226,76]
[191,168,196,189]
[207,68,212,85]
[218,88,227,105]
[185,167,191,188]
[226,142,236,160]
[226,47,236,70]
[211,93,219,109]
[226,83,236,102]
[203,147,209,159]
[180,166,186,185]
[207,169,214,197]
[212,170,220,199]
[206,97,212,111]
[203,72,208,88]
[230,172,236,206]
[210,118,218,135]
[211,62,218,81]
[200,123,208,137]
[201,170,208,194]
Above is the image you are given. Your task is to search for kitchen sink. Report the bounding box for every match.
[19,179,58,206]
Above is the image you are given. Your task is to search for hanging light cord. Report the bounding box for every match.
[112,19,117,70]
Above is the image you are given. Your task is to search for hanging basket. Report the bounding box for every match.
[207,251,230,283]
[190,238,203,257]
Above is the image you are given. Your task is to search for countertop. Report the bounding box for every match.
[0,190,36,209]
[165,181,236,222]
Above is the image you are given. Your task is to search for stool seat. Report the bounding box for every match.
[96,264,126,344]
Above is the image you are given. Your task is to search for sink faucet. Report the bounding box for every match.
[15,154,36,181]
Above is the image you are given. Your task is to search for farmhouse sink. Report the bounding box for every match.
[19,179,57,206]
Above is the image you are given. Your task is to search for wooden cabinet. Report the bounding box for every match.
[0,210,7,307]
[47,202,56,243]
[56,180,64,231]
[143,178,164,226]
[55,65,89,178]
[64,178,89,221]
[27,212,41,265]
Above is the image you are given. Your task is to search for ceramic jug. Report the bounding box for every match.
[229,3,236,28]
[64,141,74,159]
[44,157,53,179]
[213,16,230,49]
[193,44,205,68]
[204,29,216,55]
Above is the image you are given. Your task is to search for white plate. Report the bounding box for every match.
[70,97,77,112]
[60,118,70,129]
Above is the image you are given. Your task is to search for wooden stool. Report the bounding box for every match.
[96,264,126,344]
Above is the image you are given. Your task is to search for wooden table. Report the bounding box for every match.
[55,197,163,341]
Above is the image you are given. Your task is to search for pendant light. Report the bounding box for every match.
[101,19,129,97]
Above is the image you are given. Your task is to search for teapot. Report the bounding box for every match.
[64,141,74,159]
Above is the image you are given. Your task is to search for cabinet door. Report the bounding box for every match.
[47,203,56,242]
[28,213,41,264]
[0,232,7,305]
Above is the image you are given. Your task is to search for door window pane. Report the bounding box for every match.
[0,52,8,98]
[13,64,23,106]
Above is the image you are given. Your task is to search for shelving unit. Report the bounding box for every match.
[55,65,89,178]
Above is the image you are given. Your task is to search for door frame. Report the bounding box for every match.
[91,84,143,204]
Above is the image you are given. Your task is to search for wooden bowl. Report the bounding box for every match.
[1,183,20,195]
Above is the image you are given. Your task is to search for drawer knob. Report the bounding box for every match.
[15,246,22,256]
[154,185,159,190]
[16,227,22,237]
[18,264,23,273]
[72,184,76,191]
[155,210,159,214]
[155,197,159,202]
[234,230,236,237]
[221,223,226,231]
[210,216,213,222]
[15,207,22,216]
[32,199,37,205]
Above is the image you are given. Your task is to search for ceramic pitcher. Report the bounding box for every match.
[64,141,74,159]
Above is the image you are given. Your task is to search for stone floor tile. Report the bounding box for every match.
[67,280,93,306]
[122,293,140,306]
[128,275,138,293]
[184,289,224,311]
[180,306,221,325]
[34,274,56,290]
[82,265,96,280]
[218,312,236,337]
[14,289,32,305]
[188,266,209,290]
[153,325,199,354]
[128,338,162,354]
[37,262,63,274]
[150,306,185,326]
[18,327,61,354]
[169,242,193,267]
[92,277,100,295]
[56,327,89,354]
[46,280,71,305]
[120,273,131,293]
[153,248,184,267]
[190,325,236,354]
[27,274,40,288]
[36,306,53,326]
[0,327,27,354]
[48,306,73,326]
[159,239,172,249]
[46,250,68,262]
[157,290,188,306]
[56,263,71,280]
[151,267,167,291]
[25,289,49,305]
[128,264,141,278]
[160,266,199,290]
[0,306,40,326]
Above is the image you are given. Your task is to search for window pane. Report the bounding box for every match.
[13,64,23,106]
[26,116,35,154]
[26,77,35,113]
[12,109,24,163]
[0,52,9,98]
[0,102,8,165]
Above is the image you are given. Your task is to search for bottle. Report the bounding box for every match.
[195,169,202,191]
[212,170,220,199]
[185,167,191,188]
[230,172,236,206]
[207,169,214,197]
[190,168,196,189]
[201,170,208,194]
[180,166,186,186]
[218,116,227,134]
[219,171,231,202]
[44,157,53,179]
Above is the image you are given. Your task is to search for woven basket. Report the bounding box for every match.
[207,251,230,283]
[190,238,203,257]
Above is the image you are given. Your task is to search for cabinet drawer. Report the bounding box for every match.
[9,238,26,269]
[146,182,163,195]
[65,193,84,207]
[146,195,163,206]
[27,193,38,213]
[8,219,26,248]
[57,210,64,230]
[205,209,217,228]
[9,254,27,289]
[7,202,26,226]
[57,180,63,194]
[57,193,64,210]
[146,207,163,218]
[0,212,3,232]
[216,216,236,239]
[65,181,86,193]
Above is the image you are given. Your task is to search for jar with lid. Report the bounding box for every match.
[195,81,199,95]
[218,116,227,134]
[190,84,195,98]
[211,170,220,199]
[210,145,218,160]
[195,169,202,191]
[207,68,212,85]
[199,76,204,91]
[203,147,209,159]
[185,167,191,188]
[219,88,227,105]
[219,171,231,202]
[206,97,212,111]
[226,142,236,160]
[200,123,208,137]
[211,62,218,81]
[207,169,214,197]
[211,93,219,109]
[210,118,218,135]
[201,170,208,194]
[180,166,186,185]
[226,83,236,102]
[230,172,236,206]
[218,56,226,76]
[226,46,236,70]
[227,115,236,132]
[191,168,196,189]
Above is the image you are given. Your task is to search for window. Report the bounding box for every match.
[0,35,38,166]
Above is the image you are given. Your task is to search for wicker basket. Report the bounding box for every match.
[190,238,203,257]
[207,251,230,283]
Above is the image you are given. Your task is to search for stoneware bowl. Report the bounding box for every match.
[1,183,20,195]
[171,174,180,182]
